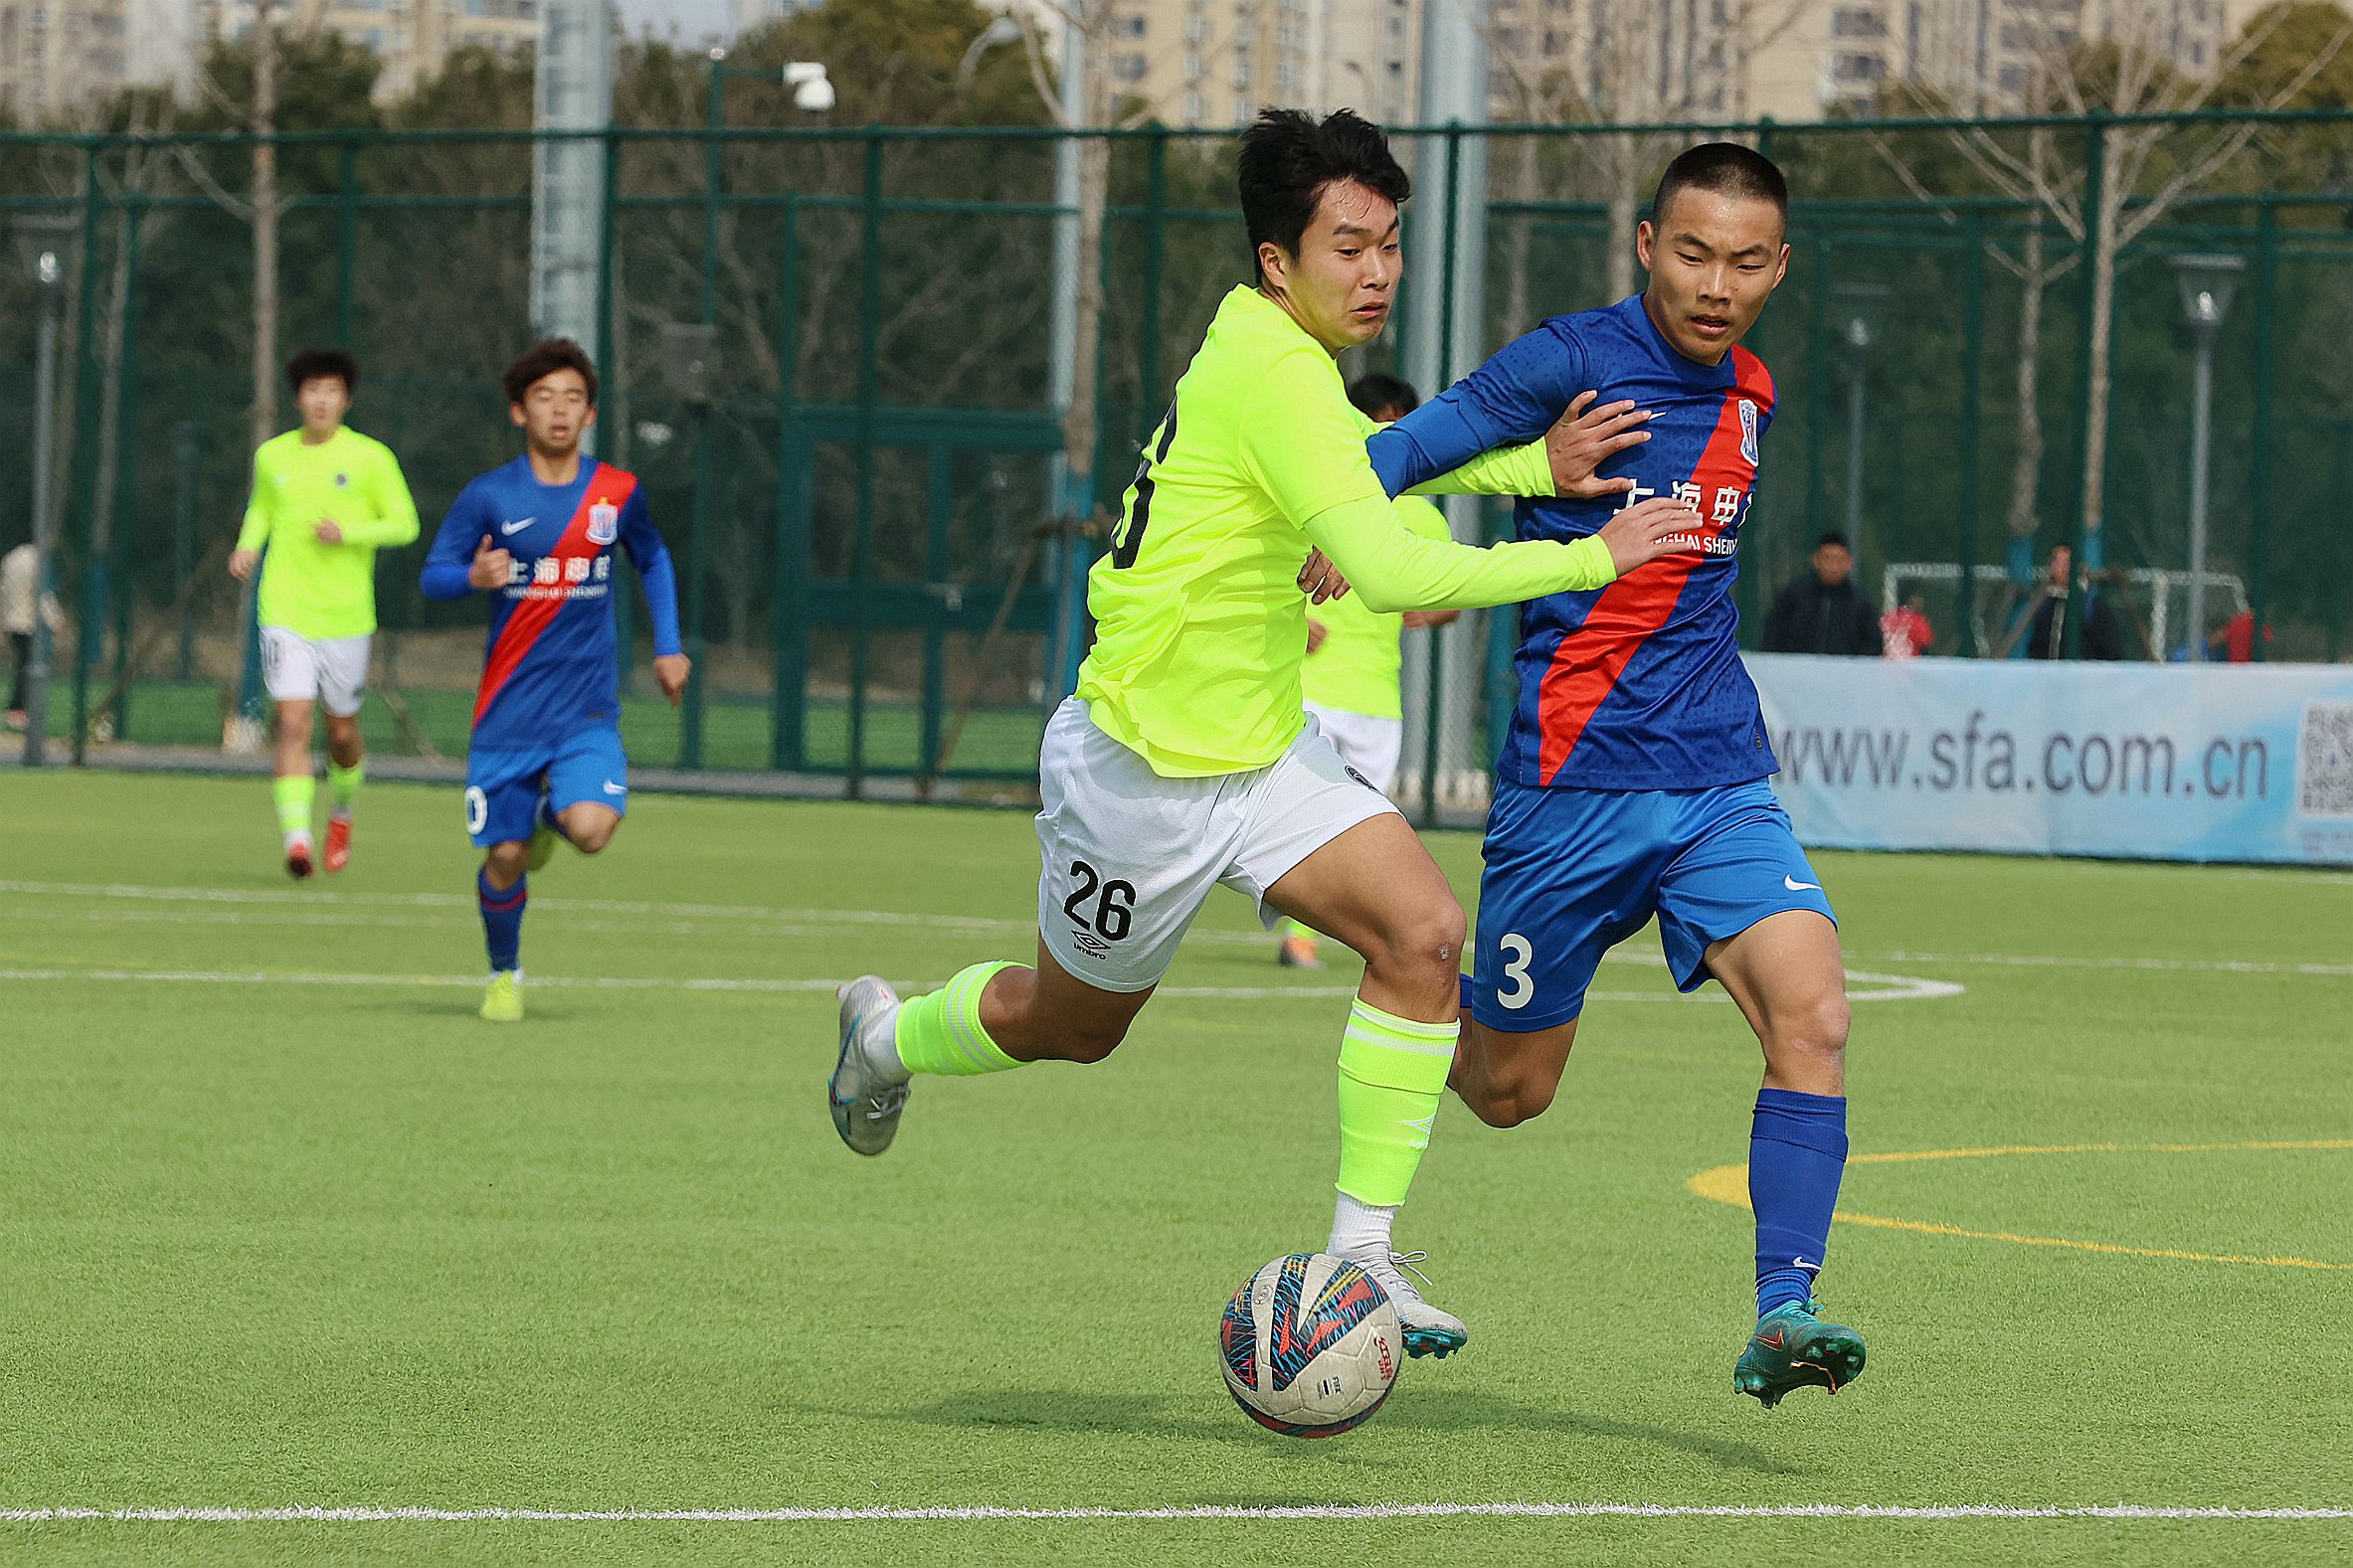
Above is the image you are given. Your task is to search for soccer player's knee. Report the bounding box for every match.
[1463,1053,1555,1130]
[482,843,528,886]
[1375,899,1467,984]
[569,817,617,854]
[1775,991,1851,1065]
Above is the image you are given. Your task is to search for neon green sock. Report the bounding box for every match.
[327,758,364,818]
[272,774,315,839]
[1278,917,1315,943]
[894,960,1025,1077]
[1334,999,1458,1207]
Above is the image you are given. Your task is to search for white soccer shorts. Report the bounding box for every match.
[1034,697,1401,992]
[1303,700,1404,798]
[260,626,370,718]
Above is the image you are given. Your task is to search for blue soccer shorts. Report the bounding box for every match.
[462,726,630,848]
[1468,778,1835,1032]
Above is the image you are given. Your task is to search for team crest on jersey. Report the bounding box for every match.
[588,501,619,545]
[1737,399,1760,466]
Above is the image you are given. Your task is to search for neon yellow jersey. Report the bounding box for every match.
[235,427,420,639]
[1301,495,1451,721]
[1076,285,1597,778]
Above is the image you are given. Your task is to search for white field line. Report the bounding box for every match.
[2,878,2339,978]
[0,1502,2345,1524]
[0,964,1956,1004]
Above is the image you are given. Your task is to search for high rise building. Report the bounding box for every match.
[1106,0,1422,128]
[0,0,132,120]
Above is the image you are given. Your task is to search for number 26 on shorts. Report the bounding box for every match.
[1496,933,1536,1011]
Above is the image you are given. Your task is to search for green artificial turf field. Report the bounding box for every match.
[1,769,2347,1566]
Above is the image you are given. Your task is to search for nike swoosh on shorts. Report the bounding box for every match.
[1784,875,1822,892]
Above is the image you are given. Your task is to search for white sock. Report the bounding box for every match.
[284,829,311,852]
[1328,1191,1397,1261]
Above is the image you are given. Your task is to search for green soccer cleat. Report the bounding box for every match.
[1734,1298,1866,1409]
[480,970,524,1024]
[527,820,561,873]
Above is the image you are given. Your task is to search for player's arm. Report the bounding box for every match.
[330,445,422,549]
[1243,357,1692,615]
[618,491,690,705]
[1366,324,1648,501]
[228,453,270,581]
[419,485,505,600]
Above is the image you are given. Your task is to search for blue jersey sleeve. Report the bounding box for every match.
[421,481,493,600]
[1366,321,1589,497]
[620,488,683,656]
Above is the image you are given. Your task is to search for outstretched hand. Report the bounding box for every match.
[1593,496,1703,578]
[1543,390,1653,499]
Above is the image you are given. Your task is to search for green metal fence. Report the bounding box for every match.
[4,109,2349,813]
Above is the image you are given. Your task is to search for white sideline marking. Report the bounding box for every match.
[0,965,1956,1004]
[0,1502,2344,1524]
[1876,950,2353,978]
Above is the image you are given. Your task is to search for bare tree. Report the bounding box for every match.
[1916,6,2348,558]
[1487,0,1806,312]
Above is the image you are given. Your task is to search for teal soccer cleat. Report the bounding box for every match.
[1734,1298,1866,1409]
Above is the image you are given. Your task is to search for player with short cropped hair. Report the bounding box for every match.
[229,348,420,877]
[1366,142,1868,1408]
[419,339,690,1023]
[826,108,1701,1357]
[1274,373,1458,970]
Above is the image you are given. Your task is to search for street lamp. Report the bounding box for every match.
[2170,253,2243,661]
[1832,281,1891,556]
[13,212,77,768]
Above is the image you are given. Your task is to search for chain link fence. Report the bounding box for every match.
[4,110,2349,820]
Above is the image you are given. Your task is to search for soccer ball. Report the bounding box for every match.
[1218,1252,1400,1437]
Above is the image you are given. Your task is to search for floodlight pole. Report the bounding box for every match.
[2185,318,2215,661]
[2171,255,2241,663]
[21,237,66,768]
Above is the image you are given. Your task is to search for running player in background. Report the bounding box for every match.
[1274,372,1457,970]
[1367,143,1869,1409]
[419,340,689,1023]
[228,349,420,878]
[825,108,1700,1357]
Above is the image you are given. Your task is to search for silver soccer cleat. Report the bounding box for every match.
[1344,1248,1469,1359]
[828,975,908,1156]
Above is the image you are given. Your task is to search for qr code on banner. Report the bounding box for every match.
[2297,702,2353,818]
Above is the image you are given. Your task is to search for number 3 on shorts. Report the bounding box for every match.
[1497,933,1535,1011]
[464,785,488,836]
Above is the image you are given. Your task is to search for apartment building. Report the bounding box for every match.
[0,0,130,119]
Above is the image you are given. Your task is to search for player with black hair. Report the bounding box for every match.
[825,108,1700,1356]
[229,348,418,877]
[1367,141,1872,1407]
[420,339,689,1023]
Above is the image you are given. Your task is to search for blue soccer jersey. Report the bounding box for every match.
[419,455,682,753]
[1369,293,1777,791]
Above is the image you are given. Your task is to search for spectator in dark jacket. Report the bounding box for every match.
[2025,544,2128,661]
[1762,531,1884,655]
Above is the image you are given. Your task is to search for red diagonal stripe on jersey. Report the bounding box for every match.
[1536,347,1770,784]
[473,466,636,727]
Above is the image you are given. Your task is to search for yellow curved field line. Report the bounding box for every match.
[1686,1140,2353,1272]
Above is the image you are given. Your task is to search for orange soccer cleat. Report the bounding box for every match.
[323,815,353,874]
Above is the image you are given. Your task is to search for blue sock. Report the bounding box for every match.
[478,867,527,973]
[1749,1087,1848,1318]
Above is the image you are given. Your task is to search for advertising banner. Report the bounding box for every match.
[1746,654,2353,865]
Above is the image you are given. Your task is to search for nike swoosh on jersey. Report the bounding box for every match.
[1784,876,1822,891]
[500,517,535,535]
